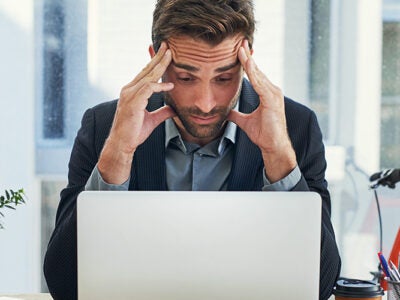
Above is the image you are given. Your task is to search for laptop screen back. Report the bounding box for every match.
[77,191,321,300]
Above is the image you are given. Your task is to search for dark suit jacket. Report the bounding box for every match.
[44,79,340,300]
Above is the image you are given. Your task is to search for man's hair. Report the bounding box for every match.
[152,0,255,52]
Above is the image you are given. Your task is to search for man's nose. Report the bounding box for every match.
[194,84,217,113]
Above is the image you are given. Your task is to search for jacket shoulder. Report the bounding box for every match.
[90,99,118,119]
[284,97,314,119]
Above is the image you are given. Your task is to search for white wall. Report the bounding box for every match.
[0,0,41,293]
[253,1,285,87]
[330,0,383,279]
[353,0,382,175]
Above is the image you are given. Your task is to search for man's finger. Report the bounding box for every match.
[238,44,279,103]
[135,82,174,108]
[243,40,281,93]
[144,49,172,83]
[126,42,169,87]
[149,105,176,129]
[227,110,249,131]
[121,82,174,110]
[243,39,252,57]
[238,47,263,92]
[121,50,172,102]
[127,48,172,97]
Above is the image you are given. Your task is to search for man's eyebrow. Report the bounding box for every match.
[171,61,199,72]
[171,60,240,73]
[215,60,240,73]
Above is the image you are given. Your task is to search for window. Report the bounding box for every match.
[42,0,65,139]
[381,21,400,168]
[309,0,331,140]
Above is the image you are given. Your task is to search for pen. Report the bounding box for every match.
[378,252,391,279]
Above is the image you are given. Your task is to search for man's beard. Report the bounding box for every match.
[163,93,240,140]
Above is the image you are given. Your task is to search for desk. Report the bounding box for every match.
[0,293,388,300]
[0,294,52,300]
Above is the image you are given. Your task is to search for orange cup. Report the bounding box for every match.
[333,279,384,300]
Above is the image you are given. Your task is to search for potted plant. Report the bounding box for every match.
[0,189,26,229]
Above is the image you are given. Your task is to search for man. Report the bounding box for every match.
[44,0,341,299]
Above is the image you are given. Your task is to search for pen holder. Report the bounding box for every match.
[386,278,400,300]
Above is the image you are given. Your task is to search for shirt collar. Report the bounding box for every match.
[165,117,181,148]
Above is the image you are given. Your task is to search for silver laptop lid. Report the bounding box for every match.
[77,191,321,300]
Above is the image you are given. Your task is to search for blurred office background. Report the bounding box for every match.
[0,0,399,293]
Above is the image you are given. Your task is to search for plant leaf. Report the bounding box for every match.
[0,189,27,229]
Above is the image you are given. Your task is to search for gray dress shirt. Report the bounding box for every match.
[85,118,301,191]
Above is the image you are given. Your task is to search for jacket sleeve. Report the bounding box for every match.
[43,107,99,300]
[290,110,341,300]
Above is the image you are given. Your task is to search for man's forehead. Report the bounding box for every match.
[167,34,243,64]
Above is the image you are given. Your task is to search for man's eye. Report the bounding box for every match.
[177,77,193,82]
[216,77,232,82]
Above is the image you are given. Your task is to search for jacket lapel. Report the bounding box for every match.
[228,79,264,191]
[130,94,167,190]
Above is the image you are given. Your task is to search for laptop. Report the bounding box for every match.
[77,191,321,300]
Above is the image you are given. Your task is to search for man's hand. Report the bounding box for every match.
[98,42,175,184]
[228,40,297,183]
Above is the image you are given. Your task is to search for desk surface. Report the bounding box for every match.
[0,294,52,300]
[0,293,388,300]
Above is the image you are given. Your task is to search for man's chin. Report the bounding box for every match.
[183,121,226,139]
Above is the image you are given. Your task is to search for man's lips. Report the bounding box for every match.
[190,115,219,125]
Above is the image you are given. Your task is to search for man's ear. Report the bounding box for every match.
[149,44,156,58]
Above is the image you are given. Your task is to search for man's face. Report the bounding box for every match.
[162,34,244,145]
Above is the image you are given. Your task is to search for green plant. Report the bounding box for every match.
[0,189,26,229]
